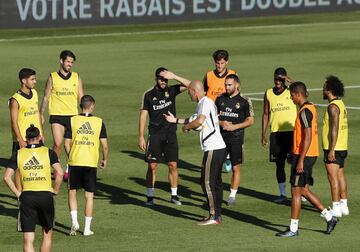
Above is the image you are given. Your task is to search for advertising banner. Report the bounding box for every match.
[1,0,360,29]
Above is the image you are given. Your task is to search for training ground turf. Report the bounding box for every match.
[0,11,360,252]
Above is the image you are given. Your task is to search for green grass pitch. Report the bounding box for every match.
[0,11,360,252]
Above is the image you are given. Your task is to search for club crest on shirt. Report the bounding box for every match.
[165,91,169,98]
[235,103,240,109]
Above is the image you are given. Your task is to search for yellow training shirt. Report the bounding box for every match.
[68,115,103,168]
[322,99,348,151]
[17,146,52,192]
[266,88,297,132]
[49,72,79,116]
[11,89,42,141]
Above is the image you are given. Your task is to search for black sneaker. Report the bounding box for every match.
[145,196,154,206]
[170,195,182,206]
[326,216,338,234]
[276,229,299,237]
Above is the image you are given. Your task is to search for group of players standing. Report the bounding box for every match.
[3,50,109,251]
[138,49,349,236]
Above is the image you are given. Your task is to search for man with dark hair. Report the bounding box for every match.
[40,50,84,180]
[138,67,190,206]
[64,95,109,236]
[322,75,349,217]
[203,49,237,102]
[9,68,44,191]
[262,67,297,203]
[3,125,63,252]
[276,82,338,237]
[215,74,254,206]
[164,80,226,225]
[10,68,44,152]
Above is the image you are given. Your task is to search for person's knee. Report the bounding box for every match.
[168,162,177,171]
[148,163,157,172]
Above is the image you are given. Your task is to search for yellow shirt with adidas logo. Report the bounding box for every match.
[16,146,54,192]
[49,72,79,116]
[67,115,105,168]
[10,89,42,141]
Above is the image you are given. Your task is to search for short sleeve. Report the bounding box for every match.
[215,97,221,111]
[197,98,211,118]
[141,92,151,111]
[100,122,107,138]
[245,98,255,117]
[48,149,59,165]
[300,108,313,128]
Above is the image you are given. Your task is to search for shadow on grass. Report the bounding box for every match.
[121,150,202,171]
[95,180,203,221]
[0,193,18,218]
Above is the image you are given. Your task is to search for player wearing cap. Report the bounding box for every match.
[262,67,297,203]
[138,67,190,206]
[3,125,63,252]
[215,74,254,206]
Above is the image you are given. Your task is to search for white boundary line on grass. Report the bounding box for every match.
[1,20,360,43]
[245,86,360,110]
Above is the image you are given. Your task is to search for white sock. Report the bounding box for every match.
[146,188,154,197]
[321,209,333,222]
[279,183,286,196]
[340,198,348,206]
[290,219,299,232]
[171,187,178,196]
[65,165,69,173]
[229,189,238,198]
[84,216,92,231]
[70,210,78,226]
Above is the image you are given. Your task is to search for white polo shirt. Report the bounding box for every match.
[196,96,226,152]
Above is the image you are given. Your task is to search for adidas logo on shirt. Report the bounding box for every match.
[23,156,43,170]
[77,122,95,135]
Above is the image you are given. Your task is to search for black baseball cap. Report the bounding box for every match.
[274,67,287,76]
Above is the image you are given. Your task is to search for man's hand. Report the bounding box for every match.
[261,135,267,147]
[182,125,190,133]
[222,121,236,131]
[100,159,107,169]
[138,136,146,151]
[296,159,304,174]
[328,150,336,162]
[163,111,177,124]
[159,70,176,80]
[19,139,27,148]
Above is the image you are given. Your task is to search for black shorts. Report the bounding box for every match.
[269,131,293,162]
[145,132,178,163]
[323,150,347,168]
[290,155,317,187]
[224,140,243,166]
[49,115,72,130]
[68,166,97,192]
[18,191,54,232]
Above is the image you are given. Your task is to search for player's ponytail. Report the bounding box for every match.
[25,124,40,139]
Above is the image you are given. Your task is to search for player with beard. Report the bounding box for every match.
[215,74,254,206]
[262,67,297,203]
[322,76,349,217]
[138,67,190,206]
[40,50,84,180]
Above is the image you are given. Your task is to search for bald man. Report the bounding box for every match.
[165,80,226,225]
